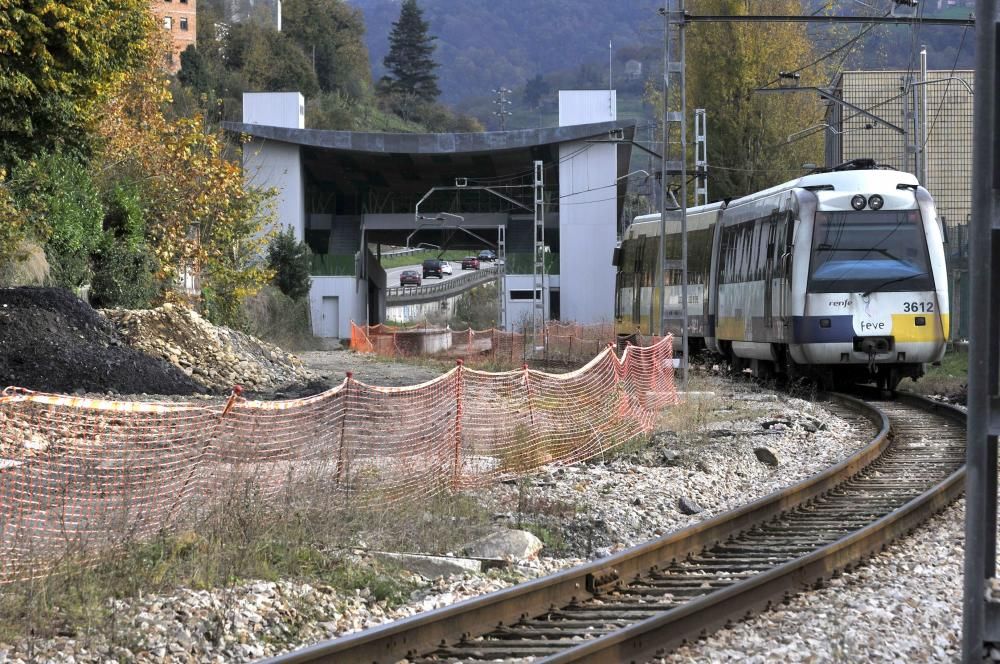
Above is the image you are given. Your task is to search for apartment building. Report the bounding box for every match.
[150,0,197,72]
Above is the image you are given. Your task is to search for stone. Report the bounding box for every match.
[462,529,544,562]
[371,551,482,578]
[678,496,704,515]
[754,447,780,467]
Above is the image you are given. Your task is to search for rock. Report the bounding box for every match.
[659,449,682,466]
[754,447,780,467]
[678,496,704,515]
[371,552,482,578]
[463,529,544,562]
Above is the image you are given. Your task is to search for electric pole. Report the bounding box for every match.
[493,87,512,131]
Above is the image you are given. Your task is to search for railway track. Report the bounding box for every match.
[267,392,965,663]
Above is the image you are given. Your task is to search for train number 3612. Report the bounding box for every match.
[903,301,935,313]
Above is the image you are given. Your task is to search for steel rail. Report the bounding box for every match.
[264,393,963,663]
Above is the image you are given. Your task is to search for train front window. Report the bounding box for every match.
[808,210,933,293]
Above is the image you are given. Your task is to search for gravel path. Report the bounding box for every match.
[296,348,443,387]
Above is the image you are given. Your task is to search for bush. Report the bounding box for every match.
[242,284,318,350]
[10,152,103,287]
[90,235,159,309]
[267,227,312,301]
[90,183,160,308]
[452,282,499,330]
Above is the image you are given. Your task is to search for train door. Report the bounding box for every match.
[775,211,793,331]
[763,212,778,333]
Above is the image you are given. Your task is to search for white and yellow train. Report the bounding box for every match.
[615,160,949,390]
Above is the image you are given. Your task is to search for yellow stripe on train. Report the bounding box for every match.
[891,313,950,343]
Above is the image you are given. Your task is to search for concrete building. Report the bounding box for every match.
[150,0,197,72]
[225,91,634,339]
[825,70,973,337]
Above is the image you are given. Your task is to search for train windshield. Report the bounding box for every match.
[808,210,934,294]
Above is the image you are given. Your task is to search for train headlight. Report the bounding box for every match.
[851,195,867,210]
[868,195,884,210]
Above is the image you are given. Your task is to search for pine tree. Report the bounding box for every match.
[381,0,440,102]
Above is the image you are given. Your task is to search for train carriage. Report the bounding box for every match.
[615,160,949,390]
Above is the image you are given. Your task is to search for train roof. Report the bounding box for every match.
[629,168,921,234]
[728,168,919,208]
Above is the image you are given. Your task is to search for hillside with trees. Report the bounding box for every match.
[351,0,974,126]
[184,0,481,132]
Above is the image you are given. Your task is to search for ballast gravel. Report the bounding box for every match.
[0,374,969,662]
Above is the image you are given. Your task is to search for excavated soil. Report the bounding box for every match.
[0,288,205,396]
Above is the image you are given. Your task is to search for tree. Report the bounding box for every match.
[0,0,153,168]
[523,74,549,109]
[96,46,276,326]
[679,0,825,201]
[283,0,372,97]
[267,228,312,301]
[241,25,320,98]
[178,45,211,94]
[381,0,440,102]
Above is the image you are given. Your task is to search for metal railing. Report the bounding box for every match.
[386,265,501,304]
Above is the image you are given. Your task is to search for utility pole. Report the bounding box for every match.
[493,87,512,131]
[694,108,708,206]
[532,160,546,347]
[919,45,929,186]
[965,3,998,662]
[658,0,688,389]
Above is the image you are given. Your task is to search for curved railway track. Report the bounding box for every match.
[267,392,965,663]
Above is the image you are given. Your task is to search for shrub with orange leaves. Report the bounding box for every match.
[95,36,276,327]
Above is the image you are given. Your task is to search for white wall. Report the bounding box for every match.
[243,140,305,241]
[557,90,618,324]
[241,93,306,241]
[309,277,366,338]
[558,90,616,126]
[505,274,555,330]
[243,92,304,129]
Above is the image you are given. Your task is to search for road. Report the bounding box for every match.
[384,260,485,287]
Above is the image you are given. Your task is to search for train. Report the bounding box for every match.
[614,159,949,391]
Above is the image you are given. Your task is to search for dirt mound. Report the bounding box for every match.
[0,287,205,395]
[103,304,316,393]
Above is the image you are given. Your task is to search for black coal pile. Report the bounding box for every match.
[0,287,205,395]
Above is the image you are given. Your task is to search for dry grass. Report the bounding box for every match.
[0,466,499,650]
[0,240,49,286]
[899,346,967,398]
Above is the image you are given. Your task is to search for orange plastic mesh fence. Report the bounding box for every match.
[0,337,676,582]
[351,321,621,366]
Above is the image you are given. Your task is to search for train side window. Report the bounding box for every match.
[775,219,788,277]
[753,219,765,280]
[644,240,658,286]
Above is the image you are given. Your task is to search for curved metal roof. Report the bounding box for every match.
[221,120,635,155]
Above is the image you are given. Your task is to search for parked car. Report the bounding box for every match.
[461,256,480,270]
[422,258,443,279]
[478,249,496,262]
[400,270,421,286]
[440,261,453,275]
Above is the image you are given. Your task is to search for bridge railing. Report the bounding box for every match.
[386,265,501,302]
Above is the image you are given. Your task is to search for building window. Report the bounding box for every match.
[165,51,174,66]
[180,17,188,30]
[163,16,172,29]
[510,290,542,300]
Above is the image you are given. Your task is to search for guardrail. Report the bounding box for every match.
[386,265,501,304]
